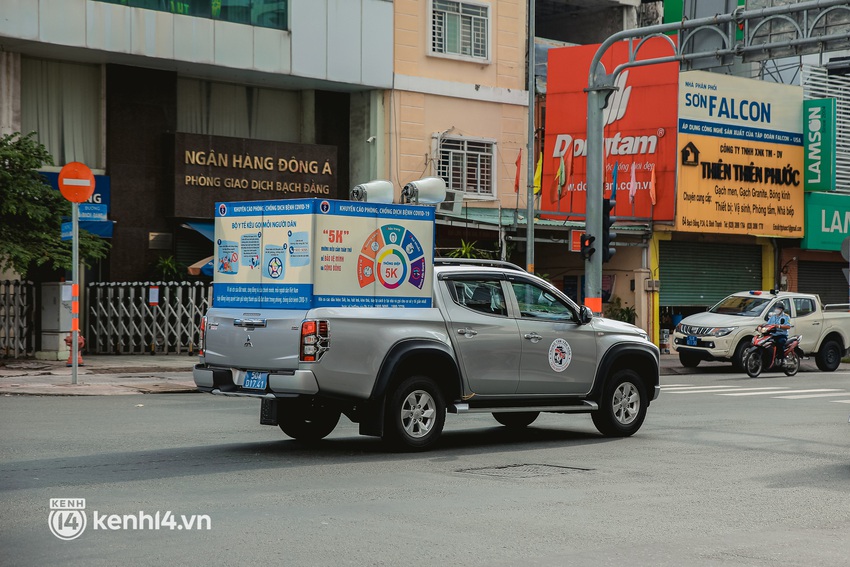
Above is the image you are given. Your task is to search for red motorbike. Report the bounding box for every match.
[742,324,802,377]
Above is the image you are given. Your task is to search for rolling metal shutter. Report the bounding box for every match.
[659,241,762,306]
[797,261,848,305]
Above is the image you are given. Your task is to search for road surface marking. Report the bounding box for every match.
[662,385,740,391]
[666,387,791,394]
[772,392,849,399]
[720,388,840,396]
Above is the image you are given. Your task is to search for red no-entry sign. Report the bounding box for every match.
[58,162,95,203]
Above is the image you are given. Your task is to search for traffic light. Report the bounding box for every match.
[601,197,617,263]
[580,233,596,260]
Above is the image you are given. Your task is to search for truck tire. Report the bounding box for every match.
[591,369,647,437]
[816,339,842,372]
[679,351,701,368]
[383,375,445,451]
[278,402,341,442]
[732,340,750,370]
[493,411,539,428]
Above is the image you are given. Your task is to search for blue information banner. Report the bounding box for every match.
[213,198,435,309]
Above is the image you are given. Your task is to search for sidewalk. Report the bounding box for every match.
[0,353,746,397]
[0,354,198,396]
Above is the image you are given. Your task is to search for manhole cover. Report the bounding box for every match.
[456,463,592,478]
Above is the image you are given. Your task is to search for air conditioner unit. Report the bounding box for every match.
[437,189,464,215]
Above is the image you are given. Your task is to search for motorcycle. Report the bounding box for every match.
[742,324,802,377]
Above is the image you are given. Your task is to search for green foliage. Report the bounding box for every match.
[0,132,109,278]
[447,239,491,259]
[155,255,185,281]
[603,295,637,324]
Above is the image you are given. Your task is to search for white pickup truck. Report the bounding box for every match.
[194,259,661,451]
[672,290,850,371]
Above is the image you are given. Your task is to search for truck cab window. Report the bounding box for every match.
[449,279,507,316]
[794,297,815,317]
[510,282,574,322]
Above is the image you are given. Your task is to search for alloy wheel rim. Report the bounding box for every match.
[613,382,640,425]
[401,389,436,438]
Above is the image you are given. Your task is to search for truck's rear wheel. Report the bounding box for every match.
[383,375,445,451]
[278,401,341,442]
[816,339,842,372]
[493,411,539,428]
[591,369,647,437]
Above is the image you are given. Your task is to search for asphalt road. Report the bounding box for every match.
[2,367,850,567]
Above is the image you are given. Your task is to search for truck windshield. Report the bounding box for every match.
[709,296,771,316]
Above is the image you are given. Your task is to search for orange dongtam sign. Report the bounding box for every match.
[542,38,679,221]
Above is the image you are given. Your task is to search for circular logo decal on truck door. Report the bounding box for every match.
[548,338,572,372]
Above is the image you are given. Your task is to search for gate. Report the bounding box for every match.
[0,280,36,358]
[86,282,211,354]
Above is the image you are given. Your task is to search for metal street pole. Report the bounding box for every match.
[525,0,535,274]
[72,201,79,385]
[584,77,610,315]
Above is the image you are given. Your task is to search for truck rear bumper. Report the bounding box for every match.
[193,364,319,397]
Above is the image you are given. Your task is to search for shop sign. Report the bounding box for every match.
[800,191,850,251]
[174,133,338,218]
[803,98,836,192]
[676,70,804,238]
[541,37,680,222]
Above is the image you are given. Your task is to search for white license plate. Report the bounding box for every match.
[243,371,268,390]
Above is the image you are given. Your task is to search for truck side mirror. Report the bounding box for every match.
[579,305,593,325]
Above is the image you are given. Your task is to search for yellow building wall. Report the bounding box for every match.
[394,0,526,91]
[389,0,529,204]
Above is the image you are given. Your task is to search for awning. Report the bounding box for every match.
[438,206,651,234]
[188,256,214,277]
[182,221,215,241]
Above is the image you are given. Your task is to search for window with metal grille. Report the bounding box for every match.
[436,137,495,196]
[431,0,488,60]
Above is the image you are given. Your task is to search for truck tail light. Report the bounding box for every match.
[300,319,329,362]
[199,316,207,356]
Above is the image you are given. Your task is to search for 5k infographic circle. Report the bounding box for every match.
[357,224,426,290]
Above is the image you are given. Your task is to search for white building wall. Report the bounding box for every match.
[0,0,392,88]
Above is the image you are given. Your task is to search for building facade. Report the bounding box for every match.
[0,0,393,282]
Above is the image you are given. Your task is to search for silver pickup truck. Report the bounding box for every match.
[194,259,660,451]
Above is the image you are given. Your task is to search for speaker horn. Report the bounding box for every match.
[349,180,394,203]
[401,177,447,205]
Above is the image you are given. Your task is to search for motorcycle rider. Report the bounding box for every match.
[763,302,792,364]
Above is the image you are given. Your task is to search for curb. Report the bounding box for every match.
[0,384,199,396]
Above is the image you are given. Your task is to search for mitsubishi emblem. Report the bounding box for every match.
[244,334,253,348]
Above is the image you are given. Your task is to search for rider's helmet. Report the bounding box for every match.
[770,302,785,317]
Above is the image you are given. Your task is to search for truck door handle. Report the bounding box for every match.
[812,322,820,326]
[524,332,542,342]
[234,318,267,328]
[457,328,478,337]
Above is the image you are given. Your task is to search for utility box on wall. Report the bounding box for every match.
[36,282,73,361]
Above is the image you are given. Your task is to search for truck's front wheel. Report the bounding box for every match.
[384,375,445,451]
[278,401,341,442]
[591,369,647,437]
